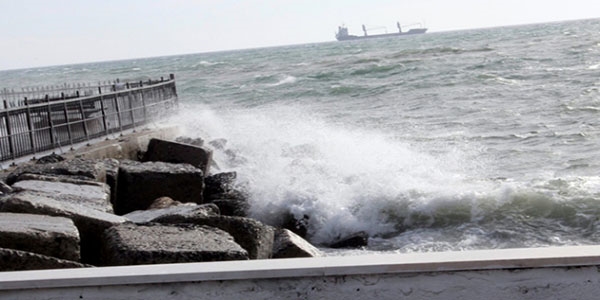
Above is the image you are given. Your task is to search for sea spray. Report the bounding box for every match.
[174,103,493,245]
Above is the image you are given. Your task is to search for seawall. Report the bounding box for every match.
[1,245,600,299]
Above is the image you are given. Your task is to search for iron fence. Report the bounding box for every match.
[0,74,178,162]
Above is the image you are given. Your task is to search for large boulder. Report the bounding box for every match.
[5,158,106,185]
[210,198,249,217]
[0,247,89,271]
[11,177,112,213]
[124,203,220,224]
[0,212,80,261]
[156,214,274,260]
[204,172,237,200]
[115,161,204,215]
[0,191,127,265]
[328,231,369,249]
[102,223,248,266]
[272,228,323,259]
[143,138,212,175]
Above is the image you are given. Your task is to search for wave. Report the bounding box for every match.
[172,103,600,251]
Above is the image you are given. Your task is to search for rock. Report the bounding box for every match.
[0,247,90,271]
[204,172,237,199]
[329,231,369,249]
[148,196,182,209]
[0,191,127,265]
[272,228,323,259]
[101,158,121,207]
[114,161,205,215]
[0,181,12,194]
[0,212,81,262]
[124,203,220,224]
[282,213,310,238]
[35,153,65,164]
[102,223,248,266]
[175,136,204,147]
[156,215,274,260]
[12,178,113,213]
[211,198,249,217]
[143,138,213,175]
[6,158,106,185]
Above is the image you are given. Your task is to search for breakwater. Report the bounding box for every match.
[0,127,323,271]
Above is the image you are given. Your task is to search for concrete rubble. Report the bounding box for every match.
[0,133,323,271]
[0,213,80,261]
[115,161,204,215]
[102,223,249,265]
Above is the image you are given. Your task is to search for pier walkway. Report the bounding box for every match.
[0,74,178,164]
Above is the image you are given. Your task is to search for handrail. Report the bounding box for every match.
[0,74,178,163]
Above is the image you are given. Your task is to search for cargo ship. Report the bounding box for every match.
[336,22,427,41]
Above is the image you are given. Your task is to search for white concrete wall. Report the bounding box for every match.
[2,245,600,299]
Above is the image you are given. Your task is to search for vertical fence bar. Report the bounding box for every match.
[62,94,73,147]
[98,87,109,136]
[45,95,55,148]
[24,98,36,156]
[3,100,15,160]
[114,92,123,133]
[78,98,90,141]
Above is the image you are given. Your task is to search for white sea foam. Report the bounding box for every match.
[174,103,490,244]
[268,75,297,87]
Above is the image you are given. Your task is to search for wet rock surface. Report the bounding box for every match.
[102,223,249,265]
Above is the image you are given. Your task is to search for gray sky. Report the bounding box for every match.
[1,0,599,70]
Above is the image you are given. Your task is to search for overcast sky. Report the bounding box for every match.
[1,0,599,70]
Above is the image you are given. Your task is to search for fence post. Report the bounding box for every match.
[24,98,36,156]
[126,83,136,131]
[114,93,123,134]
[98,87,109,136]
[45,95,56,148]
[3,100,15,160]
[78,98,90,141]
[62,97,73,147]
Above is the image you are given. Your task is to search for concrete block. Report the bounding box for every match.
[143,138,212,175]
[124,203,220,224]
[156,215,274,260]
[115,161,204,215]
[102,223,248,266]
[0,191,127,265]
[0,247,89,271]
[0,213,80,261]
[6,158,106,185]
[12,178,112,213]
[272,228,323,259]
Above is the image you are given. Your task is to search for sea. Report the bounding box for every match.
[1,18,600,255]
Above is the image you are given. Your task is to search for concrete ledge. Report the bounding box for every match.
[1,245,600,292]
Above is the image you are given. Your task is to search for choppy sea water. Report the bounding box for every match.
[2,18,600,254]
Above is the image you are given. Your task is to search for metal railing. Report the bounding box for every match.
[0,74,178,162]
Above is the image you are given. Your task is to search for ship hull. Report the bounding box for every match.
[336,28,427,41]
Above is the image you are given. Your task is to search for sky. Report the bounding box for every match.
[1,0,599,71]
